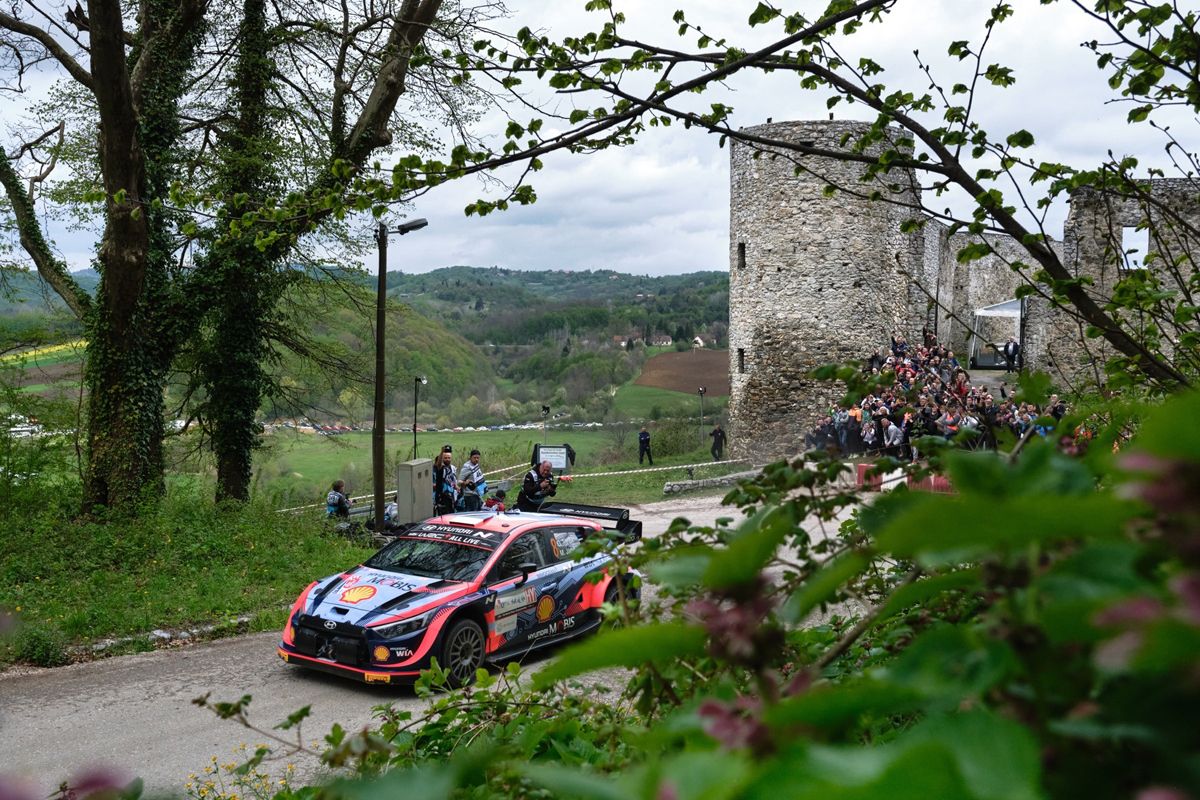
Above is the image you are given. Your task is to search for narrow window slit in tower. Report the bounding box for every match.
[737,242,746,269]
[738,349,746,374]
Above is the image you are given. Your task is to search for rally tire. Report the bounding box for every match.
[441,618,485,687]
[604,579,621,605]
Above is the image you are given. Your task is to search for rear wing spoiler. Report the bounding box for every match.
[537,502,643,542]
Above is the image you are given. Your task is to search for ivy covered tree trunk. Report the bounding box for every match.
[80,0,205,512]
[201,0,278,502]
[82,301,169,508]
[199,0,444,502]
[204,244,277,502]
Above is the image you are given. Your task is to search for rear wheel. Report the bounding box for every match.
[441,618,485,687]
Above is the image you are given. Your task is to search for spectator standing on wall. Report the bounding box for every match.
[638,425,653,465]
[709,423,727,461]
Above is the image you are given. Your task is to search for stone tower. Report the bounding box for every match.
[727,120,925,461]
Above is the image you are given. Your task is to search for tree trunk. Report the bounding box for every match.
[82,284,169,510]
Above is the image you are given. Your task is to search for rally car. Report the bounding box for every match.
[278,502,642,686]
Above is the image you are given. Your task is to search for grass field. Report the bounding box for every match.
[613,383,710,418]
[249,427,742,508]
[0,339,87,367]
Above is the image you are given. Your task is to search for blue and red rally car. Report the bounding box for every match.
[278,503,642,686]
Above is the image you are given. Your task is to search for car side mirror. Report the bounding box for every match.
[517,562,537,585]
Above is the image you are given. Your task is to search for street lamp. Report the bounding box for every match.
[373,217,428,530]
[697,386,707,441]
[412,375,427,459]
[541,404,551,444]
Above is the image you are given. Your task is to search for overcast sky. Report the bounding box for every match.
[11,0,1188,277]
[373,0,1181,275]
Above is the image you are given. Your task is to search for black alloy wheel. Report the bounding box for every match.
[442,618,485,687]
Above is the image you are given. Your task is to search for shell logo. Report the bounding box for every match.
[340,585,377,604]
[536,594,555,622]
[372,645,391,662]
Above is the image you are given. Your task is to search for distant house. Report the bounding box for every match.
[650,335,673,347]
[692,336,706,348]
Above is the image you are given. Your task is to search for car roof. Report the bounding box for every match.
[426,510,602,538]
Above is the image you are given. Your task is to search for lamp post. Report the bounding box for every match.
[412,375,427,459]
[697,386,707,442]
[373,218,428,531]
[541,404,550,444]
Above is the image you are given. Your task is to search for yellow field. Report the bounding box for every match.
[0,339,87,364]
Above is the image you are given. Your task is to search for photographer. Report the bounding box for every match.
[517,460,557,512]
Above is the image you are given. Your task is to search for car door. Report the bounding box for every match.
[486,531,555,646]
[540,525,598,633]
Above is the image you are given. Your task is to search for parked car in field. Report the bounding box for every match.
[278,503,642,686]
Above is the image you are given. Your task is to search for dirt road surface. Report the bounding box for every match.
[0,494,747,798]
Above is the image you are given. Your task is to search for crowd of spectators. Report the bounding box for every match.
[805,328,1067,461]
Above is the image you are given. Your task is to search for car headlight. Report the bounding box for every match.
[371,612,432,639]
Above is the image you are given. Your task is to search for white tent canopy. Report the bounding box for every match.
[968,298,1022,369]
[973,298,1022,318]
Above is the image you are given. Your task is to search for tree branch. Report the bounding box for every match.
[0,145,92,319]
[0,8,95,91]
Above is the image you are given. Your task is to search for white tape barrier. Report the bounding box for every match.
[560,459,745,479]
[277,460,748,513]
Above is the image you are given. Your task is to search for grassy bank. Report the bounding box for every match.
[0,490,374,667]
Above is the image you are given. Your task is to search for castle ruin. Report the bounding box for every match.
[726,119,1198,461]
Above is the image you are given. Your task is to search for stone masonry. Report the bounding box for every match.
[727,119,1197,460]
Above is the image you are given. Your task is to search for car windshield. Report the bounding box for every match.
[365,537,491,582]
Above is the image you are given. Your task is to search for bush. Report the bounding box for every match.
[13,623,70,667]
[651,418,704,458]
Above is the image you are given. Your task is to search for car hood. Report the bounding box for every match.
[306,566,468,627]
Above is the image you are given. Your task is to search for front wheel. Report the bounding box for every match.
[440,618,485,687]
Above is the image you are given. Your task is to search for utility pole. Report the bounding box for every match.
[373,218,427,530]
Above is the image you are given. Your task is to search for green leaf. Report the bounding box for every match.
[1129,388,1200,461]
[533,623,707,688]
[702,504,797,590]
[1126,104,1153,122]
[874,493,1140,566]
[750,712,1041,800]
[521,764,627,800]
[766,680,925,732]
[871,569,980,625]
[782,551,871,623]
[274,705,312,731]
[647,546,714,589]
[1013,370,1052,405]
[1005,129,1034,148]
[881,625,1018,703]
[1035,541,1151,643]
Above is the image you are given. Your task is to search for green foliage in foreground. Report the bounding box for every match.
[0,488,374,666]
[181,389,1200,800]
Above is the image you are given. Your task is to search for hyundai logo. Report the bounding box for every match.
[323,620,337,630]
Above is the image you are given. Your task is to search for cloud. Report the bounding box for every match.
[11,0,1193,278]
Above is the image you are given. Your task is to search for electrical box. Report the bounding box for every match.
[394,458,433,524]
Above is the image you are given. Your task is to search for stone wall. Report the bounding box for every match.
[1026,181,1200,387]
[727,119,1196,457]
[728,120,920,460]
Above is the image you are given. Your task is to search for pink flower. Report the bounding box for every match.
[1136,787,1192,800]
[697,698,771,753]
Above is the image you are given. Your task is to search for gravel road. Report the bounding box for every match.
[0,493,745,798]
